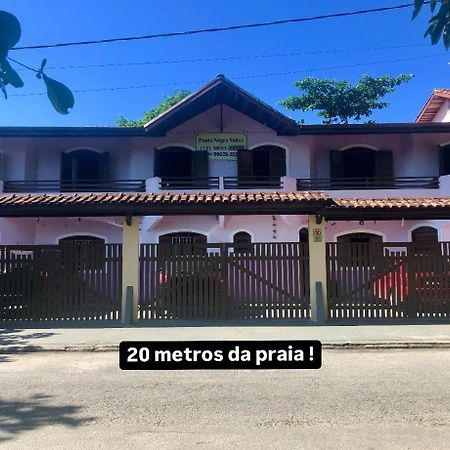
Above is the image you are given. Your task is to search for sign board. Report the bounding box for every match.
[312,227,323,243]
[196,133,246,160]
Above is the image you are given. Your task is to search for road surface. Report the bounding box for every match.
[1,350,450,449]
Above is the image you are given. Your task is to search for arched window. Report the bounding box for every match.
[233,231,252,254]
[159,232,207,255]
[59,235,105,245]
[411,226,439,255]
[237,145,286,182]
[439,144,450,176]
[299,228,309,243]
[330,147,393,185]
[154,146,209,184]
[337,232,383,266]
[59,235,106,270]
[411,226,438,243]
[61,150,109,184]
[159,232,206,245]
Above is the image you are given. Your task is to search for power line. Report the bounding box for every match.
[9,52,444,98]
[12,43,428,71]
[11,2,427,51]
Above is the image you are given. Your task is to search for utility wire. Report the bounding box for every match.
[11,43,429,71]
[11,2,428,51]
[9,52,444,98]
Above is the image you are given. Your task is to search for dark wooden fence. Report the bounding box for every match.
[0,243,122,322]
[139,242,310,321]
[327,241,450,320]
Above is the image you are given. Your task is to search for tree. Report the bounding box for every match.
[117,90,191,126]
[413,0,450,49]
[279,74,413,124]
[0,10,74,114]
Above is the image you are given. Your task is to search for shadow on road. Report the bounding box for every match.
[0,394,95,443]
[0,329,57,360]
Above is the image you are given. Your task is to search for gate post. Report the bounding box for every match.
[122,216,140,323]
[308,215,328,323]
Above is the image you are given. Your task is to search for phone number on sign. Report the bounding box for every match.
[209,150,238,158]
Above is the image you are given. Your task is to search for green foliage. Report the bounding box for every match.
[280,74,413,124]
[413,0,450,49]
[0,10,74,114]
[117,90,191,126]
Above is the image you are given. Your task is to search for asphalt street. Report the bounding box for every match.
[1,350,450,449]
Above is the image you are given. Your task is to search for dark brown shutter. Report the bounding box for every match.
[329,150,344,179]
[375,150,394,179]
[154,149,162,177]
[269,147,286,176]
[191,151,209,177]
[61,152,72,181]
[439,145,447,176]
[237,149,253,177]
[0,152,4,180]
[98,152,109,179]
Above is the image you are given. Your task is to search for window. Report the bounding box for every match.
[336,232,383,266]
[237,145,286,178]
[439,145,450,176]
[299,228,309,243]
[233,231,252,254]
[59,235,106,270]
[61,150,109,183]
[411,226,439,255]
[330,148,393,183]
[154,147,208,178]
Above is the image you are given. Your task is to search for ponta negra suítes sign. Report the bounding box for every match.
[196,133,247,160]
[120,341,322,370]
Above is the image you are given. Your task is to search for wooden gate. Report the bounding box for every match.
[327,241,450,320]
[139,242,310,321]
[0,243,122,322]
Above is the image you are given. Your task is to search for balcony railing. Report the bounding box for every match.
[223,176,283,189]
[3,179,146,193]
[159,177,220,190]
[296,177,440,191]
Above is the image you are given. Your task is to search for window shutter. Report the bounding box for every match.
[60,152,72,181]
[191,150,209,177]
[154,149,162,177]
[439,145,448,176]
[329,150,344,179]
[237,149,253,177]
[269,147,286,176]
[98,152,109,179]
[375,150,394,179]
[0,152,4,180]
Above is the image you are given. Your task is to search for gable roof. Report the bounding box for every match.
[144,74,299,136]
[416,89,450,123]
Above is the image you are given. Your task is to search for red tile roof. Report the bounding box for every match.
[332,197,450,209]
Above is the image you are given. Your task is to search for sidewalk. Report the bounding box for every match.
[2,323,450,352]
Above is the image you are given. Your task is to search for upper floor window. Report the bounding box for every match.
[439,144,450,176]
[154,146,208,178]
[61,150,109,182]
[330,147,393,180]
[237,145,286,178]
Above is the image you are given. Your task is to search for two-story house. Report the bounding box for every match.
[1,75,450,248]
[2,75,450,324]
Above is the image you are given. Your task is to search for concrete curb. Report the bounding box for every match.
[2,342,450,353]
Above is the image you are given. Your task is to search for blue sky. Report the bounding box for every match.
[1,0,448,126]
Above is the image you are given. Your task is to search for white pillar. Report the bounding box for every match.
[308,215,327,323]
[122,216,140,323]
